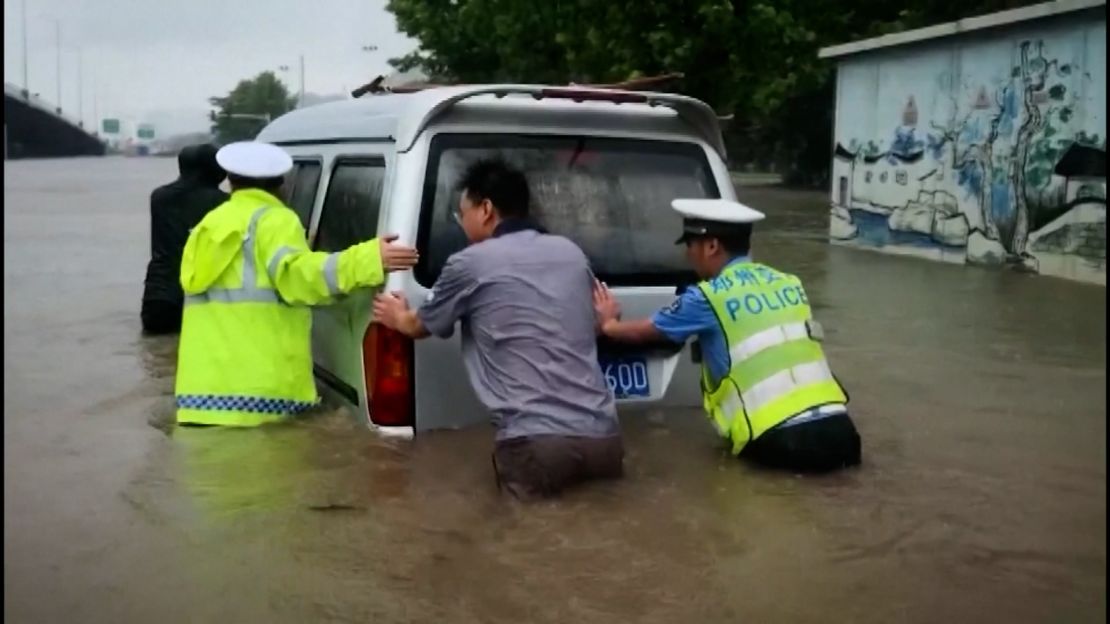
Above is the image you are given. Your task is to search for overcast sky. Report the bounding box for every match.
[3,0,417,135]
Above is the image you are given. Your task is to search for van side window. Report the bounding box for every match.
[315,158,387,252]
[287,160,322,230]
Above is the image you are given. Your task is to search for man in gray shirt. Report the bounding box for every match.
[373,159,623,500]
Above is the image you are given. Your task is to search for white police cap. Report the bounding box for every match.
[216,141,293,178]
[671,199,765,244]
[672,198,766,223]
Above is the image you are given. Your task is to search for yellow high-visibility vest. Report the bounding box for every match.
[698,261,848,454]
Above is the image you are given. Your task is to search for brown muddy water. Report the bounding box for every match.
[4,157,1106,623]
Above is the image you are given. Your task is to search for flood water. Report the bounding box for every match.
[4,157,1106,623]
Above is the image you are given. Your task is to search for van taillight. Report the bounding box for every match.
[363,324,414,427]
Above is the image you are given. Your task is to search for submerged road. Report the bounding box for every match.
[4,157,1106,623]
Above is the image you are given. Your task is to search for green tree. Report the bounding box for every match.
[209,71,297,144]
[386,0,1041,186]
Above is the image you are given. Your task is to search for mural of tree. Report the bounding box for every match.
[928,79,1009,241]
[1010,40,1053,256]
[926,38,1096,262]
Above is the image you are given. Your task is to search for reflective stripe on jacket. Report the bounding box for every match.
[174,188,385,427]
[697,261,848,454]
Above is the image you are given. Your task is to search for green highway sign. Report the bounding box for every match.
[102,119,120,134]
[137,126,155,140]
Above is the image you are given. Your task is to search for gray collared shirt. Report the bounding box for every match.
[417,229,620,441]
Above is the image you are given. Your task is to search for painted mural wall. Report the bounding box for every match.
[829,13,1107,284]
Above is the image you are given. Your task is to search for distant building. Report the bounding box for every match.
[820,0,1106,285]
[296,92,348,109]
[382,68,430,90]
[151,132,217,156]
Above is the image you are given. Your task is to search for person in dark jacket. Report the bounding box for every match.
[141,144,228,334]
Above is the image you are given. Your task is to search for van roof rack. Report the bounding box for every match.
[350,72,685,99]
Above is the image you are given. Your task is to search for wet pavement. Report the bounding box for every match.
[4,157,1106,623]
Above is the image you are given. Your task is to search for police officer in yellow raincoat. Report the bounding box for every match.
[593,199,861,472]
[175,141,418,427]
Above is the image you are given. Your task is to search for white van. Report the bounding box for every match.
[255,84,736,437]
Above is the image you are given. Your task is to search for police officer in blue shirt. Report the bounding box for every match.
[594,199,861,472]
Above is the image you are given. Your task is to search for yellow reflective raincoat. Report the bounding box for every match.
[175,188,385,427]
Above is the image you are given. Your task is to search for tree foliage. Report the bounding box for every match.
[386,0,1041,186]
[209,72,297,144]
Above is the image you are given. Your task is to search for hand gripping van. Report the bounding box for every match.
[256,84,736,438]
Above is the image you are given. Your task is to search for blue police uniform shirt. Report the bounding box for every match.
[651,256,749,387]
[650,256,845,428]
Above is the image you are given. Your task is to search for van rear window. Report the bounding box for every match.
[415,134,719,287]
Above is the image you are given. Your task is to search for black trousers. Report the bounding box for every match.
[741,412,862,473]
[141,299,183,335]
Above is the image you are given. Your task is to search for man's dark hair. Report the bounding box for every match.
[457,158,530,219]
[228,173,284,194]
[715,225,752,257]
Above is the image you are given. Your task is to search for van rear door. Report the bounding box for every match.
[413,133,724,427]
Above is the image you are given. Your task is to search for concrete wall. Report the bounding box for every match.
[829,9,1106,284]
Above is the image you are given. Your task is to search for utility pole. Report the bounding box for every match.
[21,0,29,92]
[280,57,306,108]
[92,69,98,134]
[54,20,62,112]
[77,48,84,127]
[361,45,379,94]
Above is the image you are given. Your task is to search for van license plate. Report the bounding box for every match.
[600,357,650,399]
